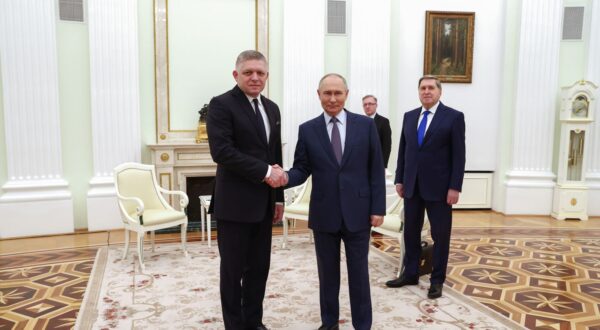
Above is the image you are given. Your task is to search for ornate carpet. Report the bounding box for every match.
[76,234,519,329]
[373,228,600,330]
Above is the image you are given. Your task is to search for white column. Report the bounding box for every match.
[585,0,600,215]
[504,0,562,214]
[0,0,73,238]
[348,0,391,117]
[86,0,142,230]
[282,0,325,167]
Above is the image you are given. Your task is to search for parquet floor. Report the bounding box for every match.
[0,212,599,329]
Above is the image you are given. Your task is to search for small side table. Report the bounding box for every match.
[199,195,212,248]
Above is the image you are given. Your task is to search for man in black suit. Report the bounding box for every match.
[362,95,392,168]
[207,50,286,330]
[276,74,386,330]
[386,75,465,299]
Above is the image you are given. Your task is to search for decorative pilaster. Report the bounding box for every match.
[348,0,391,117]
[0,0,73,238]
[504,0,562,214]
[86,0,142,230]
[585,0,600,215]
[282,0,325,167]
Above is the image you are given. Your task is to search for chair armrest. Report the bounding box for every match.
[117,195,145,216]
[158,187,189,209]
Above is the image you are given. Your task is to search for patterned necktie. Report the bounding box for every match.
[417,110,431,147]
[330,117,342,164]
[253,98,267,143]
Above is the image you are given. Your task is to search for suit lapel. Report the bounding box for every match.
[233,86,268,147]
[406,109,420,147]
[340,110,354,167]
[261,95,277,147]
[422,102,447,147]
[313,114,340,167]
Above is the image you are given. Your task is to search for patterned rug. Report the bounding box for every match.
[373,228,600,330]
[0,247,97,329]
[76,234,520,329]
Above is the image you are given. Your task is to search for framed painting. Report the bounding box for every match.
[423,11,475,83]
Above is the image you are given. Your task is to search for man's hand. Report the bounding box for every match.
[447,189,460,205]
[395,184,404,198]
[266,164,288,188]
[370,215,384,227]
[273,203,284,224]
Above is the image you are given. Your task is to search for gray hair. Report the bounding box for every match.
[418,75,442,89]
[362,95,378,102]
[318,73,348,90]
[235,50,268,70]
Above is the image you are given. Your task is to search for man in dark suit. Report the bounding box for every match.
[207,50,286,330]
[362,95,392,168]
[385,75,465,299]
[276,74,386,330]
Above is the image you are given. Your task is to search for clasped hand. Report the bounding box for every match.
[265,164,288,188]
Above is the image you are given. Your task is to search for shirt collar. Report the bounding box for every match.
[245,94,263,106]
[323,109,347,125]
[421,101,440,115]
[368,113,377,119]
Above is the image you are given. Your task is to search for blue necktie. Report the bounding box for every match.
[417,110,431,147]
[330,117,342,164]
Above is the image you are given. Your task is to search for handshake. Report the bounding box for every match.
[266,164,288,188]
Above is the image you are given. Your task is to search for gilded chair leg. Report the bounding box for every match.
[137,232,145,272]
[122,229,130,260]
[151,231,155,252]
[181,223,188,257]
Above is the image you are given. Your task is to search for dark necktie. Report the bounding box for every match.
[330,117,342,164]
[253,98,268,143]
[417,110,431,147]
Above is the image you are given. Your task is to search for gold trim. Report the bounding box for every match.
[160,153,170,162]
[157,0,262,136]
[159,133,167,140]
[570,198,577,206]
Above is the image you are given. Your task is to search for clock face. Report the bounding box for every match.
[571,95,589,118]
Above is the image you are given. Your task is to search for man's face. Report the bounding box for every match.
[362,97,377,116]
[318,76,348,117]
[233,59,268,97]
[418,78,442,109]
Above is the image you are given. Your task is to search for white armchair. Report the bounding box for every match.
[281,176,312,248]
[371,196,430,276]
[114,162,189,272]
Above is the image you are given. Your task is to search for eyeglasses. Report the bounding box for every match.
[363,103,377,106]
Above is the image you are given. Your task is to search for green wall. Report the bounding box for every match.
[57,21,93,229]
[268,0,284,106]
[139,0,155,163]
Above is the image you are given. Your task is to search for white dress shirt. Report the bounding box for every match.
[417,101,440,133]
[323,110,347,153]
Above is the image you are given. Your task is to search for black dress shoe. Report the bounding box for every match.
[385,275,419,288]
[318,323,339,330]
[427,283,443,299]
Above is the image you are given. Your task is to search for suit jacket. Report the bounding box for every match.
[206,85,284,222]
[287,110,386,233]
[373,113,392,167]
[395,102,465,201]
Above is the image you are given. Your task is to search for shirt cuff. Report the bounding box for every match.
[264,165,272,180]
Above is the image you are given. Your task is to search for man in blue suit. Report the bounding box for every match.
[385,75,465,299]
[280,74,386,330]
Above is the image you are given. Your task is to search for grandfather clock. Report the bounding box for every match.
[552,80,597,220]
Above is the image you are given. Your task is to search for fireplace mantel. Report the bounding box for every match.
[148,143,217,206]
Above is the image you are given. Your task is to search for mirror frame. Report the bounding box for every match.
[154,0,269,144]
